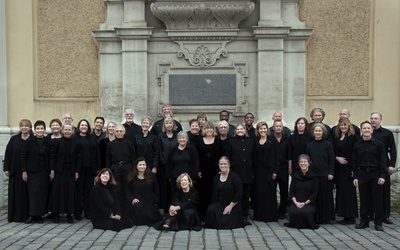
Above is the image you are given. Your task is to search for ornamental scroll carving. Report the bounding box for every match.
[150,1,255,29]
[177,43,228,67]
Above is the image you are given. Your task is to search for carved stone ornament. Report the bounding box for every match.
[177,42,228,67]
[150,1,255,29]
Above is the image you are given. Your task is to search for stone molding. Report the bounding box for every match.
[150,1,255,29]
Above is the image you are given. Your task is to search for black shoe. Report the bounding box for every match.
[383,218,393,224]
[338,218,356,225]
[75,215,82,221]
[45,213,54,219]
[25,217,33,224]
[243,216,252,225]
[375,225,384,231]
[278,213,286,220]
[67,215,74,224]
[283,222,290,228]
[37,217,43,224]
[355,222,369,229]
[53,217,59,223]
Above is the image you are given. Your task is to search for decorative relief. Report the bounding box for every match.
[150,1,255,29]
[176,43,229,67]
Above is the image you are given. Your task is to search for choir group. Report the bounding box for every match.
[3,105,396,232]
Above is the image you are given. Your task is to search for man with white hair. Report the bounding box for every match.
[123,109,142,143]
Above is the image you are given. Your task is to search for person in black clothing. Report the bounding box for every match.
[151,104,183,136]
[205,156,244,229]
[308,108,331,141]
[253,121,278,222]
[197,113,208,131]
[126,157,163,225]
[123,109,142,143]
[226,123,255,225]
[92,116,105,143]
[166,131,199,195]
[155,173,201,231]
[72,119,100,220]
[90,168,132,231]
[196,121,223,220]
[21,120,51,224]
[4,119,32,222]
[157,117,178,211]
[244,112,256,139]
[284,154,319,230]
[269,111,291,138]
[353,121,387,231]
[187,119,202,148]
[99,121,117,170]
[270,120,290,219]
[219,110,235,137]
[306,123,335,224]
[134,116,159,174]
[288,117,311,175]
[48,124,76,223]
[331,108,360,138]
[333,118,358,225]
[370,112,397,224]
[106,124,136,213]
[217,120,232,153]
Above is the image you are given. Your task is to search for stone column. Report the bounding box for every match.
[258,0,283,26]
[253,27,289,120]
[283,39,307,123]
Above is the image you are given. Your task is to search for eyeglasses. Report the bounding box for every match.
[115,130,124,133]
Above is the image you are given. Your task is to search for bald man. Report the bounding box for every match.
[331,108,360,137]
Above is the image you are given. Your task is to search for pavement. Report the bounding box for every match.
[0,184,399,250]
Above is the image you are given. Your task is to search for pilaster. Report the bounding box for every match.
[258,0,283,26]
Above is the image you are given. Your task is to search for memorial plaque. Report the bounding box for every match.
[169,74,236,105]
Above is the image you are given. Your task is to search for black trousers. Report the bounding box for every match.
[242,184,252,218]
[76,167,94,218]
[277,167,289,214]
[111,164,131,214]
[383,172,391,218]
[358,168,383,226]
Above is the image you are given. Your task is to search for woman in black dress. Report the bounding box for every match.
[4,119,32,222]
[196,121,223,220]
[155,173,201,231]
[157,117,178,211]
[253,121,278,222]
[21,120,51,223]
[99,121,116,170]
[166,131,199,197]
[72,119,100,220]
[48,125,76,223]
[126,157,163,225]
[306,123,335,224]
[333,118,358,225]
[205,156,244,229]
[288,117,311,175]
[90,168,132,231]
[226,123,255,225]
[284,154,319,230]
[187,119,202,148]
[134,117,159,174]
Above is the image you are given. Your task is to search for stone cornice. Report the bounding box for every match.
[150,1,255,29]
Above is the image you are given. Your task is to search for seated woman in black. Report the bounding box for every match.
[126,157,163,225]
[205,156,244,229]
[154,173,201,231]
[90,168,132,232]
[284,154,319,230]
